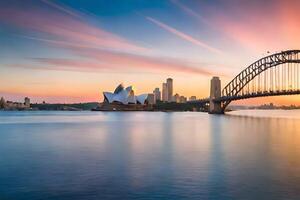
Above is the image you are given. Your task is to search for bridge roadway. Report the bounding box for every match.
[215,89,300,102]
[189,89,300,104]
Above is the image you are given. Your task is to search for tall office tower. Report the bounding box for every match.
[162,83,168,102]
[153,88,161,102]
[166,78,173,102]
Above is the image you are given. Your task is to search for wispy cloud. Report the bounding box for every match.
[0,4,145,53]
[0,2,217,76]
[146,16,222,55]
[41,0,82,18]
[28,48,215,75]
[0,0,229,78]
[170,0,209,26]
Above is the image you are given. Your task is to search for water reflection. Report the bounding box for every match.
[1,111,300,199]
[207,115,228,199]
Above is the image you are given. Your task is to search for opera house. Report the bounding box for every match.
[95,84,152,111]
[103,84,148,105]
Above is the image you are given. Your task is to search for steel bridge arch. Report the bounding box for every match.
[221,50,300,109]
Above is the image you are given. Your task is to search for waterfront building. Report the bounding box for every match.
[167,78,173,102]
[179,96,187,103]
[153,88,161,102]
[24,97,30,107]
[189,96,197,101]
[0,97,5,108]
[173,93,180,103]
[98,84,153,111]
[103,84,148,105]
[147,93,155,105]
[2,97,31,110]
[172,94,187,103]
[162,83,168,102]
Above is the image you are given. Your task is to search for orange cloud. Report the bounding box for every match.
[146,17,223,55]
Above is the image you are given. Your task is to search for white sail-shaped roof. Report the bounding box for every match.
[136,94,148,105]
[112,89,129,104]
[126,86,133,92]
[127,87,136,104]
[114,84,124,94]
[103,92,114,103]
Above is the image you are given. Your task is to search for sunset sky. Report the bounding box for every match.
[1,0,300,104]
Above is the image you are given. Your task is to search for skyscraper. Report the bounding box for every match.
[166,78,173,102]
[153,88,161,102]
[162,83,168,102]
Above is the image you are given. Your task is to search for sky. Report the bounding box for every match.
[1,0,300,104]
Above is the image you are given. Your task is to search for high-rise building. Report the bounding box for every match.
[162,83,168,102]
[166,78,173,102]
[153,88,161,102]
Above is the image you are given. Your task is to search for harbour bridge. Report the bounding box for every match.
[191,50,300,114]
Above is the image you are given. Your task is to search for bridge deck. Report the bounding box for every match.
[215,90,300,102]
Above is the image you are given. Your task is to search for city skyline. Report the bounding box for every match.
[1,0,300,105]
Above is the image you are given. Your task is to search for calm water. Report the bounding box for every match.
[1,110,300,200]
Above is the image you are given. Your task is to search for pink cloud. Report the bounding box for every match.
[0,2,221,76]
[0,5,145,53]
[30,49,215,76]
[146,16,223,55]
[211,13,282,52]
[173,0,300,53]
[276,0,300,47]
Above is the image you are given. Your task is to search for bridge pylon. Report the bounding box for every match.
[209,76,223,114]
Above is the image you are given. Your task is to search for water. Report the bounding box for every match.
[1,110,300,200]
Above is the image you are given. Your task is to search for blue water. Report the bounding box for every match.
[1,111,300,200]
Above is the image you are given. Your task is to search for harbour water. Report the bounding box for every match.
[1,110,300,199]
